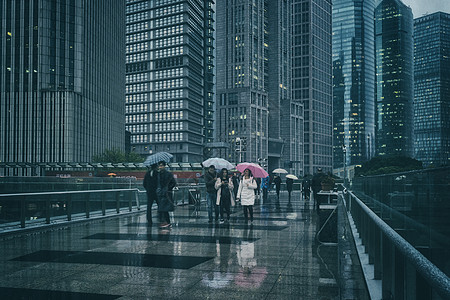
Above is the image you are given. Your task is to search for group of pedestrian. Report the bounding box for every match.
[143,161,177,229]
[205,165,257,224]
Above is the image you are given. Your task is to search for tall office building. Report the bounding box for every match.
[332,0,376,169]
[215,0,269,164]
[292,0,333,175]
[0,0,125,175]
[414,12,450,166]
[375,0,414,157]
[125,0,215,163]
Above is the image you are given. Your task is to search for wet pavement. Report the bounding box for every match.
[0,191,368,299]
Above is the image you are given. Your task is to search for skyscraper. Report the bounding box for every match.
[125,0,215,163]
[332,0,376,169]
[375,0,414,157]
[292,0,333,175]
[215,0,269,164]
[0,0,125,175]
[414,12,450,166]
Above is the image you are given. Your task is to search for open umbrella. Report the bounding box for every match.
[107,172,117,176]
[286,174,298,180]
[236,162,269,178]
[272,168,288,174]
[202,157,235,170]
[143,152,173,166]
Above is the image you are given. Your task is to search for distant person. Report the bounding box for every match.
[261,175,270,203]
[286,177,294,203]
[236,169,257,224]
[311,168,326,210]
[273,175,282,200]
[215,168,235,223]
[155,161,177,229]
[231,173,240,200]
[302,175,311,201]
[143,163,158,226]
[204,165,218,223]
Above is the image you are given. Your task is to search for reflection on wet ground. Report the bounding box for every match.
[0,190,368,299]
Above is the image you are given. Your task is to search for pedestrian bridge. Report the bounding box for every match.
[0,167,449,299]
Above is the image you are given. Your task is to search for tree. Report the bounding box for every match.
[92,148,144,163]
[355,156,422,176]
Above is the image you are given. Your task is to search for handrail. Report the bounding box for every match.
[0,188,139,197]
[348,190,450,299]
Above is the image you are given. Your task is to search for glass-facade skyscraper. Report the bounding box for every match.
[125,0,215,163]
[292,0,333,175]
[0,0,125,175]
[332,0,376,169]
[215,0,269,164]
[375,0,414,157]
[414,12,450,166]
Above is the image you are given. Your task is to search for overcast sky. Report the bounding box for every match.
[399,0,450,18]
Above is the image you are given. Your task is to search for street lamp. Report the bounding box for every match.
[342,145,347,186]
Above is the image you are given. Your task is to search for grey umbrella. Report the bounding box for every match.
[143,152,173,166]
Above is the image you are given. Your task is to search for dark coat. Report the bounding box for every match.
[204,170,217,194]
[143,169,158,204]
[155,169,177,212]
[273,176,282,191]
[311,172,326,194]
[286,178,294,192]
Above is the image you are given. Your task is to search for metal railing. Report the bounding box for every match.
[345,189,450,300]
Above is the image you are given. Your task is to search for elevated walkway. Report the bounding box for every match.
[0,191,369,299]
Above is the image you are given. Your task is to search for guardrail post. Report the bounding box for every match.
[45,197,51,224]
[101,192,106,216]
[86,193,90,218]
[67,194,72,221]
[20,196,26,228]
[128,190,132,211]
[116,192,120,213]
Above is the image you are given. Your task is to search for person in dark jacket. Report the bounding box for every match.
[286,177,294,203]
[204,165,218,222]
[302,175,311,201]
[155,161,177,228]
[311,168,326,210]
[143,163,158,226]
[273,175,282,200]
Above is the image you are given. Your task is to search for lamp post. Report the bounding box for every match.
[343,145,347,186]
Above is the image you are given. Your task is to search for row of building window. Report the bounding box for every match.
[127,1,149,14]
[154,78,183,89]
[126,103,148,113]
[126,52,149,63]
[154,25,183,38]
[154,14,183,28]
[131,134,148,143]
[155,35,183,48]
[126,21,149,33]
[153,132,184,142]
[155,67,183,79]
[126,83,149,93]
[154,111,183,121]
[126,124,148,133]
[126,93,148,103]
[126,42,149,54]
[155,0,180,8]
[126,114,148,123]
[127,32,149,43]
[154,46,183,59]
[155,89,183,100]
[126,11,149,23]
[155,121,183,132]
[126,72,149,83]
[154,4,183,17]
[155,100,183,110]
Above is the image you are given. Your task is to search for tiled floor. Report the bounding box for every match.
[0,191,369,299]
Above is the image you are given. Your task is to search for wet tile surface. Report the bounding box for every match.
[0,191,368,299]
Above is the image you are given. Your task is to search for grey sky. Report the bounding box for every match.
[400,0,450,18]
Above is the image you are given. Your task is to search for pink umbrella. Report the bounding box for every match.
[236,162,269,178]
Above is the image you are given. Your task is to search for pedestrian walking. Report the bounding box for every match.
[311,168,326,210]
[286,177,294,203]
[302,175,311,201]
[155,161,177,229]
[236,169,257,223]
[273,175,282,199]
[215,168,235,223]
[204,165,218,223]
[143,163,158,226]
[261,175,270,203]
[231,173,240,199]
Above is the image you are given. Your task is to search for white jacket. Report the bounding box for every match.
[237,176,257,206]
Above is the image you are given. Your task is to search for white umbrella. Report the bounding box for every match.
[272,168,288,174]
[286,174,298,180]
[202,157,235,170]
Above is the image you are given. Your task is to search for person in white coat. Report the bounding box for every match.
[236,168,257,223]
[215,168,235,223]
